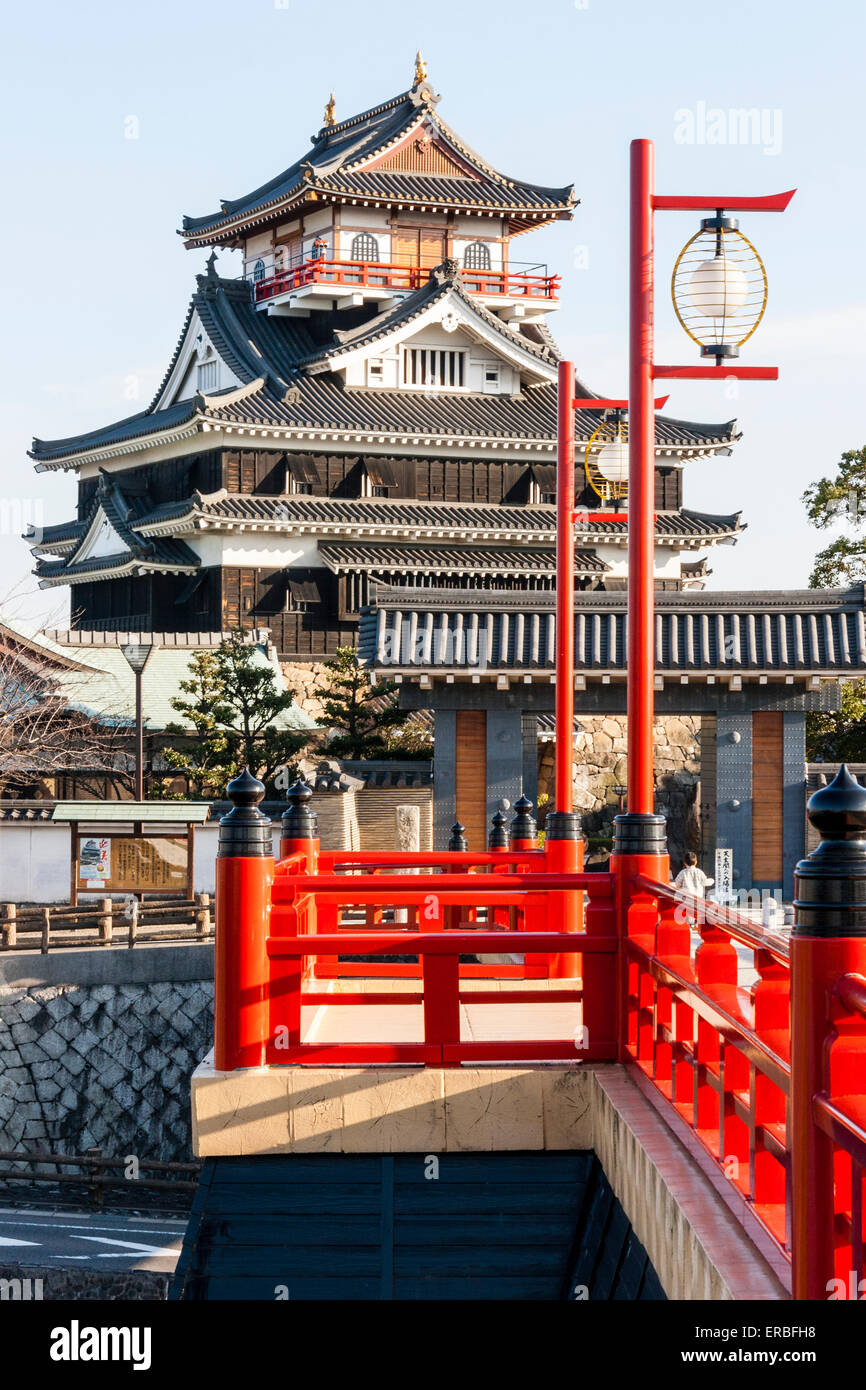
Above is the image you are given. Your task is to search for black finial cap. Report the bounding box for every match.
[227,767,266,808]
[806,764,866,840]
[794,764,866,937]
[488,809,509,850]
[448,821,468,852]
[510,795,537,844]
[281,779,317,840]
[218,767,272,858]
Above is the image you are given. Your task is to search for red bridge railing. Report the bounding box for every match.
[212,767,866,1300]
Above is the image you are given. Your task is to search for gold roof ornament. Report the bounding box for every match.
[324,93,336,128]
[413,51,428,87]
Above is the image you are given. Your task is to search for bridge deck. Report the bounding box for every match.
[301,977,582,1053]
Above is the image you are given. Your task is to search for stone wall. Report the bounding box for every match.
[280,660,331,724]
[0,1264,168,1301]
[0,956,213,1162]
[538,715,703,865]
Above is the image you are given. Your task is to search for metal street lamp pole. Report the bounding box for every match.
[134,665,144,801]
[121,643,154,800]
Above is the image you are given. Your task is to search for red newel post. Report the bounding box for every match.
[280,779,318,868]
[545,816,583,980]
[214,768,275,1072]
[611,814,669,1062]
[791,764,866,1300]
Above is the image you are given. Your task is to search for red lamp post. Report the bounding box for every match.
[553,140,793,1055]
[554,144,794,821]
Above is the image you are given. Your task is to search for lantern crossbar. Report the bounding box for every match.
[652,189,796,213]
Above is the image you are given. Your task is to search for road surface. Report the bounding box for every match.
[0,1206,185,1272]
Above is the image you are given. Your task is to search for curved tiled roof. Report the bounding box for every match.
[30,271,737,465]
[31,397,199,467]
[317,541,609,576]
[310,169,572,212]
[359,586,866,676]
[35,539,199,584]
[182,84,574,243]
[296,267,557,370]
[34,476,199,582]
[134,493,742,546]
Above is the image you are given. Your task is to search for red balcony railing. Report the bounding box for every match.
[250,257,560,304]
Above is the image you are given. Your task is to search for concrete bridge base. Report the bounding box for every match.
[190,1058,790,1301]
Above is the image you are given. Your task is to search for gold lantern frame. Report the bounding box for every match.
[585,414,629,503]
[671,220,768,359]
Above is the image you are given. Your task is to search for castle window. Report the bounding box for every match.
[196,359,218,392]
[367,357,385,386]
[463,241,491,271]
[482,364,500,393]
[361,459,398,497]
[403,347,467,389]
[285,456,319,493]
[351,233,380,262]
[528,463,556,506]
[285,575,323,613]
[253,259,266,283]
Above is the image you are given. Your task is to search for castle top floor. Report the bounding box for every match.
[181,57,575,323]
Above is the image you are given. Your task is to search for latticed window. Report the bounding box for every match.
[351,233,380,262]
[403,347,467,389]
[253,259,266,283]
[196,359,218,392]
[463,241,491,271]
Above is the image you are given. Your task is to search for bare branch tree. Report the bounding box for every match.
[0,619,136,797]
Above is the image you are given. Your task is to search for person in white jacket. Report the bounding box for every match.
[673,852,714,900]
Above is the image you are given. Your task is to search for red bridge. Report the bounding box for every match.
[182,159,865,1301]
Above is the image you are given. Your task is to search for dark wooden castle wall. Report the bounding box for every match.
[72,570,221,632]
[78,451,224,517]
[220,566,355,657]
[68,448,685,647]
[76,448,681,513]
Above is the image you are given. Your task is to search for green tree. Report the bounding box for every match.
[315,647,410,759]
[803,447,866,761]
[802,446,866,587]
[154,632,308,796]
[806,680,866,763]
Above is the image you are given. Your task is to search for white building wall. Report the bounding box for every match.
[191,534,322,568]
[594,543,688,579]
[0,825,72,904]
[341,322,521,394]
[0,823,279,902]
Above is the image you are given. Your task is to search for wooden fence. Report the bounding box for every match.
[0,1148,201,1211]
[0,894,213,953]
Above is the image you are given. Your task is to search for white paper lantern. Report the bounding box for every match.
[688,254,749,319]
[595,436,629,484]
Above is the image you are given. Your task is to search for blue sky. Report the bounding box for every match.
[1,0,863,623]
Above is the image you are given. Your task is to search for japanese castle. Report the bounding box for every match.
[29,55,739,654]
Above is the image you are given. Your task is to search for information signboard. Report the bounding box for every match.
[78,835,189,894]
